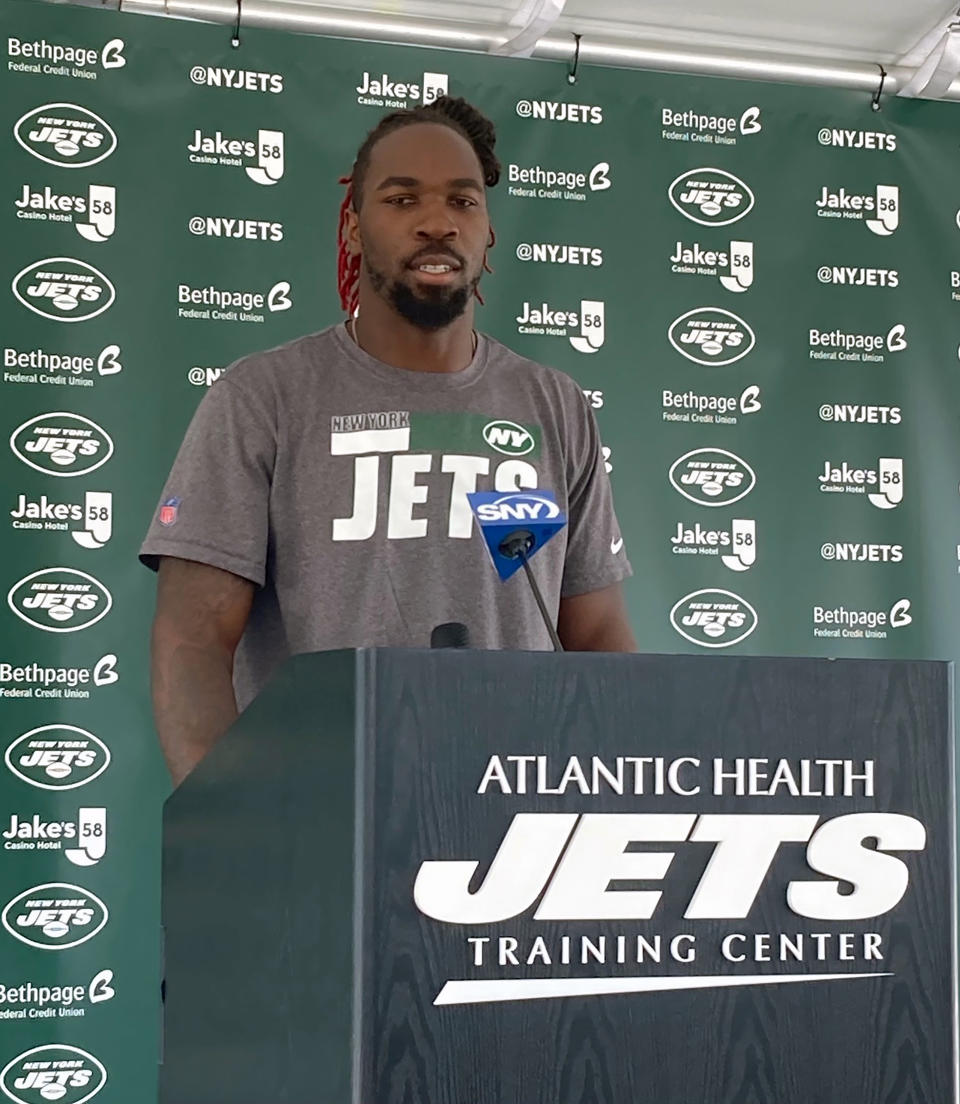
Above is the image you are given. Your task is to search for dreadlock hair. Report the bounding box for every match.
[337,96,501,316]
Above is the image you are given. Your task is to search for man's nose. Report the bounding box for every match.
[415,200,459,239]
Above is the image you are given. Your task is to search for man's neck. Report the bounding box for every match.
[351,298,476,374]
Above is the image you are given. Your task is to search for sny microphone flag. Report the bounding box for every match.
[467,491,567,581]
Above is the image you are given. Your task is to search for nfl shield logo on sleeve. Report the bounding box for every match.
[159,497,181,526]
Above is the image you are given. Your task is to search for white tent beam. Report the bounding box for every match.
[53,0,960,100]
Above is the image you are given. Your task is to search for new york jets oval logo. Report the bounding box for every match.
[482,420,535,456]
[5,725,111,791]
[12,258,115,323]
[2,883,108,950]
[669,168,755,227]
[0,1044,107,1104]
[669,448,756,507]
[668,308,755,366]
[670,588,758,649]
[11,412,114,477]
[7,568,113,633]
[14,103,117,168]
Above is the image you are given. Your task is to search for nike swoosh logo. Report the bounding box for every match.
[611,537,624,554]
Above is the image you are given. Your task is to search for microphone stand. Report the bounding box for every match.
[499,531,564,653]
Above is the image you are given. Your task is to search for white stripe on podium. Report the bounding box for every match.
[433,971,892,1005]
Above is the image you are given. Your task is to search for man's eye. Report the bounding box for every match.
[451,197,477,208]
[386,196,416,206]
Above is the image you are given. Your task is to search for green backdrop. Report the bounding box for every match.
[2,0,959,1099]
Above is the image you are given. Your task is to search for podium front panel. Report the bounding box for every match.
[363,652,954,1104]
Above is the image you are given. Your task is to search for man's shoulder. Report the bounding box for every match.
[481,332,587,405]
[218,323,343,392]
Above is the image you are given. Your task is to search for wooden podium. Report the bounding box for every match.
[161,649,956,1104]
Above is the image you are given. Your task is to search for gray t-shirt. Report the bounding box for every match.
[141,322,631,707]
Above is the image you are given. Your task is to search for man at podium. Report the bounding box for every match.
[141,96,635,785]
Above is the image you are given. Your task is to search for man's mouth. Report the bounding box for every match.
[408,253,462,276]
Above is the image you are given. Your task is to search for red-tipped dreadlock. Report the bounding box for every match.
[337,176,361,316]
[336,96,501,318]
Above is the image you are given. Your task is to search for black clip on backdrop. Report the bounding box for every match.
[231,0,242,49]
[568,33,582,84]
[872,64,886,111]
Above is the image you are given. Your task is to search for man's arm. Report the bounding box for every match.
[557,582,637,652]
[151,556,255,786]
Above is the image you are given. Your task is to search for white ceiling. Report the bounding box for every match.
[268,0,957,65]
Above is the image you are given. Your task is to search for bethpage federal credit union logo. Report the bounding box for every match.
[819,402,901,425]
[669,448,756,508]
[14,182,116,241]
[816,184,899,235]
[817,126,896,151]
[668,308,755,366]
[189,64,283,93]
[507,160,611,202]
[2,883,107,950]
[671,518,756,572]
[187,127,283,185]
[0,965,116,1020]
[177,279,291,323]
[670,588,758,648]
[4,341,121,389]
[669,239,754,292]
[0,655,118,703]
[814,598,911,640]
[7,568,112,634]
[668,168,754,226]
[10,490,113,547]
[0,1044,107,1104]
[357,69,447,107]
[661,105,762,145]
[7,34,125,79]
[819,458,902,509]
[5,724,111,789]
[515,99,603,125]
[11,412,113,477]
[14,104,117,168]
[516,299,605,354]
[4,806,106,867]
[809,323,906,363]
[662,384,761,427]
[12,258,115,322]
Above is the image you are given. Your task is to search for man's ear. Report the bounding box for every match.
[343,206,362,257]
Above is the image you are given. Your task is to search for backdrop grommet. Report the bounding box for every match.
[230,0,241,48]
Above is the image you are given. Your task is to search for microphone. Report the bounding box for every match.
[431,622,471,649]
[467,490,567,652]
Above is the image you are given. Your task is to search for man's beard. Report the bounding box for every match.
[366,258,477,331]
